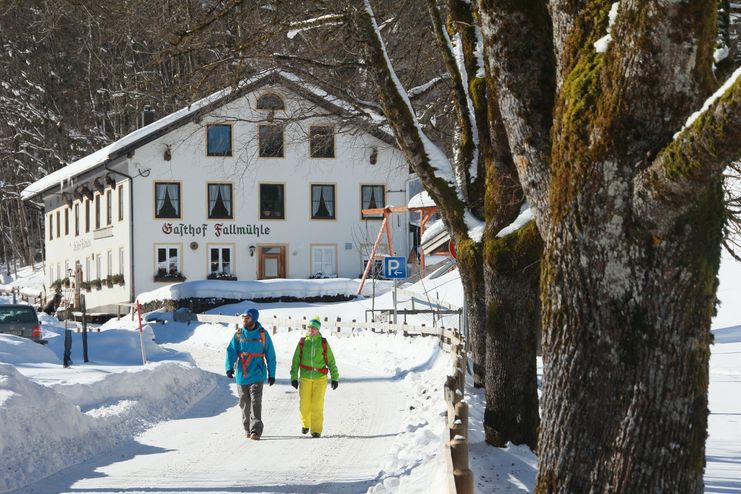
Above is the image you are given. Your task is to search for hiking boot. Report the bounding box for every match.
[250,433,260,440]
[301,427,309,435]
[311,432,321,438]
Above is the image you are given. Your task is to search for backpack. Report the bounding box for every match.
[298,337,329,374]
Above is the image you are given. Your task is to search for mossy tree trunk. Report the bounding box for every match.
[355,4,544,453]
[484,222,542,449]
[479,0,741,491]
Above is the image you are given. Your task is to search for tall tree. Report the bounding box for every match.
[350,0,541,447]
[478,0,741,490]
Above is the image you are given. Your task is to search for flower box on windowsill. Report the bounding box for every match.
[154,269,186,283]
[207,273,237,281]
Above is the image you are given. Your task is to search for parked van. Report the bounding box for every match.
[0,304,46,344]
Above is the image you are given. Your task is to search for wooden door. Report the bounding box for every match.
[258,245,286,279]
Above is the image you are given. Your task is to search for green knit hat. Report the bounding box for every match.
[308,316,321,330]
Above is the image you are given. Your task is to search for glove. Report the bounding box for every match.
[291,380,299,389]
[226,369,234,379]
[268,377,275,386]
[331,380,339,390]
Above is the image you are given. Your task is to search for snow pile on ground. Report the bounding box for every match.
[0,315,216,493]
[136,278,361,304]
[0,263,45,297]
[368,368,450,493]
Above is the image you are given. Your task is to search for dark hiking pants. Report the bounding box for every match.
[237,382,264,437]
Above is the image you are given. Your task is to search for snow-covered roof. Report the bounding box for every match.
[21,70,394,200]
[407,190,436,209]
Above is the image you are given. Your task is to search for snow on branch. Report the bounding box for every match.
[362,0,457,187]
[634,72,741,236]
[287,14,346,39]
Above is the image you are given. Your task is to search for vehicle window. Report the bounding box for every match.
[0,307,38,323]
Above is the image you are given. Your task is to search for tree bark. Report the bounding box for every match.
[484,221,541,449]
[477,0,739,491]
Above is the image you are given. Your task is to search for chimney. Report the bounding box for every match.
[141,105,155,127]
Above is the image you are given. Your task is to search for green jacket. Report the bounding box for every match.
[290,333,339,381]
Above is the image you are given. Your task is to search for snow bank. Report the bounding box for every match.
[0,361,215,493]
[136,278,359,305]
[0,313,216,492]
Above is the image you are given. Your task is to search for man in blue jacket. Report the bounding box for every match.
[225,308,276,440]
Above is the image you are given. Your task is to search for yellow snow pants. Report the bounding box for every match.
[299,376,328,434]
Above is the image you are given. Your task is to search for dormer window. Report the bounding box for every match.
[256,93,284,111]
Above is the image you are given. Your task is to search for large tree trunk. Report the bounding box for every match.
[477,0,739,491]
[537,181,722,492]
[484,221,541,449]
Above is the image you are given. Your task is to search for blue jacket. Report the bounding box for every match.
[225,324,276,385]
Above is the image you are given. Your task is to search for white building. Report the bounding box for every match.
[22,71,414,311]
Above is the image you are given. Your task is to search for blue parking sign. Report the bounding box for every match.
[383,256,407,279]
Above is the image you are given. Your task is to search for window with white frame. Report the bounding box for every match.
[48,214,53,240]
[107,251,113,279]
[85,257,91,282]
[311,184,335,220]
[361,185,385,219]
[75,204,80,236]
[209,246,233,277]
[156,245,180,277]
[207,183,233,219]
[311,245,337,278]
[155,182,180,218]
[119,247,125,275]
[96,254,101,280]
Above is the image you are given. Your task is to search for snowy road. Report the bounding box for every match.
[11,336,444,494]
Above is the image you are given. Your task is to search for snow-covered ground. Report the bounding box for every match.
[2,252,741,493]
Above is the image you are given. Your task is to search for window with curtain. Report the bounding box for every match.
[208,183,233,219]
[361,185,385,219]
[311,184,335,220]
[155,182,180,218]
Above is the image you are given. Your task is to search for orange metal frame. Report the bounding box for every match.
[356,205,439,295]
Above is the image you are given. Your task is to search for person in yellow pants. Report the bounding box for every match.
[290,316,339,438]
